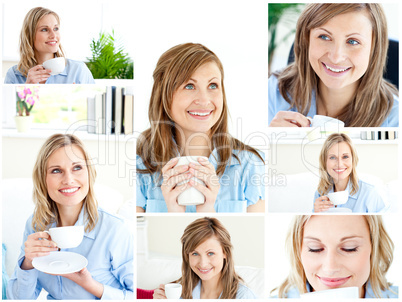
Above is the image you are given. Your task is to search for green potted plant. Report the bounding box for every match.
[15,86,39,132]
[86,31,133,79]
[268,3,304,75]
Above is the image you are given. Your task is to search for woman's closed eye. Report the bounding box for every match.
[342,247,358,253]
[308,247,324,253]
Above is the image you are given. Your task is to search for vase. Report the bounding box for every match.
[14,115,33,133]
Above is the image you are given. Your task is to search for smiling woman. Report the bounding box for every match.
[268,3,399,127]
[4,7,94,84]
[6,134,133,300]
[272,215,397,298]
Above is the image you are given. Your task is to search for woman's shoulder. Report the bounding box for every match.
[97,207,127,230]
[237,283,257,299]
[231,149,265,164]
[5,65,25,84]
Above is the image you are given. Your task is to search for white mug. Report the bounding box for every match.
[327,190,349,206]
[45,225,84,249]
[175,156,208,206]
[42,57,66,75]
[165,283,182,299]
[300,286,359,299]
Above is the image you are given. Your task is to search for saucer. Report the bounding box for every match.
[32,251,88,274]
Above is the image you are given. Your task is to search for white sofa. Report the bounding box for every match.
[2,177,133,297]
[268,172,395,213]
[137,255,265,299]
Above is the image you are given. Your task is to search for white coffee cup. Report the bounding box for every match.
[45,225,84,249]
[176,156,208,206]
[165,283,182,299]
[327,190,349,206]
[42,57,66,75]
[300,286,359,299]
[308,115,345,131]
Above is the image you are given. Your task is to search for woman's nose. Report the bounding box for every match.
[199,255,209,267]
[194,89,211,106]
[62,171,74,184]
[328,42,347,65]
[322,250,341,274]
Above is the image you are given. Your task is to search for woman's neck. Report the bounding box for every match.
[35,52,55,65]
[317,81,358,118]
[334,177,349,192]
[176,131,212,157]
[56,202,83,227]
[200,279,223,299]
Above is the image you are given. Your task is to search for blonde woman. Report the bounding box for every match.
[4,7,94,84]
[269,4,398,127]
[136,43,265,213]
[313,133,385,213]
[7,134,133,299]
[153,217,257,299]
[273,215,397,298]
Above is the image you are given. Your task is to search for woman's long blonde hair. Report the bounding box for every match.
[317,133,359,195]
[177,217,244,299]
[137,43,263,177]
[18,7,66,77]
[32,134,98,232]
[274,3,398,127]
[276,215,394,298]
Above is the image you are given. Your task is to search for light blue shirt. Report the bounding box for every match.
[313,180,386,213]
[6,207,133,300]
[192,280,257,299]
[268,75,399,127]
[137,149,265,213]
[281,281,398,298]
[4,59,95,84]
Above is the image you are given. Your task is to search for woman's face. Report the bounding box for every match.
[34,14,60,57]
[308,11,372,91]
[301,215,371,298]
[170,62,223,139]
[325,142,353,186]
[46,145,89,212]
[189,236,226,284]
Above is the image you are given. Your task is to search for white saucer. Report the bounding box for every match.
[32,251,88,274]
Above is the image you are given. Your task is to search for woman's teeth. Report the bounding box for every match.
[324,63,350,73]
[188,111,211,116]
[60,188,78,193]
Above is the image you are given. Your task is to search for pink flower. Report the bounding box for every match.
[26,96,35,105]
[17,91,25,99]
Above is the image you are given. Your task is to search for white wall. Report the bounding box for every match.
[143,216,264,268]
[267,214,402,296]
[132,0,268,146]
[2,136,134,201]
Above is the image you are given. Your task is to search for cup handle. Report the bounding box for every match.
[306,116,313,127]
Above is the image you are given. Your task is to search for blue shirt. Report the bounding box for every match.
[268,75,399,127]
[313,180,386,213]
[192,280,257,299]
[4,59,95,84]
[6,207,133,300]
[281,281,398,298]
[137,150,265,213]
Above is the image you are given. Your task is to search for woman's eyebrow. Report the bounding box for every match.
[303,236,321,242]
[314,27,365,38]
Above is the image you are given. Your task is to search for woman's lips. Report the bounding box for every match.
[59,187,80,196]
[318,275,351,287]
[333,168,347,174]
[197,267,212,274]
[187,110,213,120]
[322,62,352,77]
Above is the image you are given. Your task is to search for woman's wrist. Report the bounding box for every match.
[83,278,104,299]
[20,257,34,270]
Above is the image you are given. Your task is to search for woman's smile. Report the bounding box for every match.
[317,275,352,287]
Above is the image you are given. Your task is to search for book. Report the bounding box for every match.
[124,94,134,135]
[87,96,96,134]
[105,86,113,134]
[114,87,123,135]
[95,93,104,134]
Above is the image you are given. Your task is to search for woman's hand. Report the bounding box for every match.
[21,232,58,270]
[189,157,219,213]
[26,65,51,84]
[314,196,334,212]
[153,284,167,299]
[269,111,311,127]
[58,268,104,299]
[161,157,191,213]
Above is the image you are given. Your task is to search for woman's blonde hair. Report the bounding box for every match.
[317,133,359,195]
[18,7,66,77]
[274,3,398,127]
[276,215,394,298]
[137,43,263,177]
[32,134,98,232]
[177,217,244,299]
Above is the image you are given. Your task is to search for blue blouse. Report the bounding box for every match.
[4,59,95,84]
[6,207,133,300]
[268,75,399,127]
[192,280,257,299]
[313,180,387,213]
[136,149,265,213]
[280,281,398,298]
